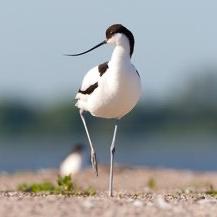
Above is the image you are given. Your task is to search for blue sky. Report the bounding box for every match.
[0,0,217,104]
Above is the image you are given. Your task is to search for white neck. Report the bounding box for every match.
[110,35,131,65]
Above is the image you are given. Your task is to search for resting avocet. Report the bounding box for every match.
[65,24,142,196]
[59,144,87,177]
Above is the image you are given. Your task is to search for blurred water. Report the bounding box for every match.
[0,132,217,172]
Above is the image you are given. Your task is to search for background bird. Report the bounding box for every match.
[65,24,142,196]
[59,143,88,177]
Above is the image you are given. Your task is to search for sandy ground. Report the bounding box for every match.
[1,166,217,217]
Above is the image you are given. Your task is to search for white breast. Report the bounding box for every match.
[89,63,141,119]
[59,153,82,176]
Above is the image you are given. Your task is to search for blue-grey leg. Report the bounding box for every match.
[80,110,98,176]
[109,120,118,197]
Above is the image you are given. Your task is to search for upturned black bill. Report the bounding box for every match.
[64,40,107,56]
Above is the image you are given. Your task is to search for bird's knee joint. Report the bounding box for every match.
[110,146,115,154]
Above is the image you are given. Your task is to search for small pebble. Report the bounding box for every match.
[82,200,94,209]
[146,202,153,207]
[133,200,143,207]
[155,195,171,209]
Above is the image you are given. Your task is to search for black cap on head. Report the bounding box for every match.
[105,24,135,57]
[72,143,84,153]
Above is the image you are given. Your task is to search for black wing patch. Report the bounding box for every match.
[78,82,98,95]
[78,61,108,95]
[98,61,109,76]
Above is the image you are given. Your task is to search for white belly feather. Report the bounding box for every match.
[76,64,141,119]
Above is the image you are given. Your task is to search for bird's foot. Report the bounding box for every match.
[91,150,98,176]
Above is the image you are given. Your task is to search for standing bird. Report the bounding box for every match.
[65,24,142,196]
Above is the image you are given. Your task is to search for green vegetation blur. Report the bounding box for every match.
[0,71,217,137]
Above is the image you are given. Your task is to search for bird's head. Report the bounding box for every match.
[105,24,134,56]
[65,24,134,57]
[71,143,85,153]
